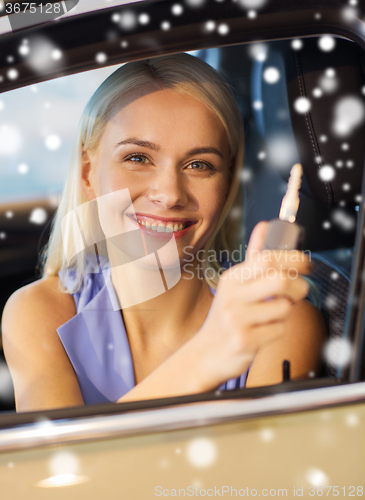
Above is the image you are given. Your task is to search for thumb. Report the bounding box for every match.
[246,221,269,261]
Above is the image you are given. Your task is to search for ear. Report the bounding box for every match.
[80,150,96,200]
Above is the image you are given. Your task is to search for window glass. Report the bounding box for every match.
[0,65,119,202]
[0,39,362,414]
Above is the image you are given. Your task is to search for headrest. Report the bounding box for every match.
[255,38,365,208]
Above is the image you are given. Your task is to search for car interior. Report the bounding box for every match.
[0,4,364,417]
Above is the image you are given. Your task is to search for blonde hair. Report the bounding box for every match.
[42,53,244,290]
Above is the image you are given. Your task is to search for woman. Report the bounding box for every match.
[2,53,326,412]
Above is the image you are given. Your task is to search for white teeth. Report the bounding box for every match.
[134,216,190,232]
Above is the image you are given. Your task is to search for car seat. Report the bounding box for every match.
[244,37,365,379]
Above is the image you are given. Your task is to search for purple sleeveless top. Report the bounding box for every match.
[57,258,249,405]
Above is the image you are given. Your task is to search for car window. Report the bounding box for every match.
[0,65,119,202]
[0,35,363,414]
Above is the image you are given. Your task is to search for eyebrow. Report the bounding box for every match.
[115,138,225,159]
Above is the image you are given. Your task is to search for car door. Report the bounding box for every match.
[1,0,365,498]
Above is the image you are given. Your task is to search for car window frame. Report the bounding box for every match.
[1,0,365,450]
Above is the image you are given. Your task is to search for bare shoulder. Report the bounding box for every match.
[1,276,83,411]
[246,299,328,388]
[2,276,76,330]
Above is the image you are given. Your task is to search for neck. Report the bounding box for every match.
[110,257,214,350]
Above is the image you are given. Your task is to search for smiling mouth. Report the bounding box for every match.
[127,214,196,233]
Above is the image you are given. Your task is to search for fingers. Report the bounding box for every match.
[222,250,313,283]
[246,221,269,259]
[234,273,309,304]
[242,296,296,325]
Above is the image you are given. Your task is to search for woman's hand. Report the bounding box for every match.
[117,221,325,402]
[192,221,314,389]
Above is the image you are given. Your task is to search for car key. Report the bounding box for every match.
[263,163,305,250]
[262,164,305,384]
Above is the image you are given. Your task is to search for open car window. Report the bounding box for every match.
[0,0,365,436]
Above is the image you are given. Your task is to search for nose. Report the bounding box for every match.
[147,166,189,209]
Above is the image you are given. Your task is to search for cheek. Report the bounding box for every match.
[200,179,229,223]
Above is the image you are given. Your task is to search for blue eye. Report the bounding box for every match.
[188,161,213,171]
[126,154,149,163]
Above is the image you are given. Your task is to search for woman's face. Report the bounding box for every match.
[81,88,231,267]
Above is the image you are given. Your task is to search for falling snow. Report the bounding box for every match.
[332,208,355,231]
[248,43,268,62]
[342,6,358,21]
[50,451,79,475]
[205,20,216,31]
[324,337,353,369]
[318,165,336,182]
[52,49,63,61]
[238,0,266,7]
[217,23,229,35]
[186,438,217,468]
[119,11,137,30]
[325,294,337,310]
[318,36,336,52]
[95,52,107,64]
[0,125,22,155]
[19,44,30,56]
[332,96,365,137]
[319,71,338,93]
[24,38,63,74]
[291,39,303,50]
[306,468,330,487]
[172,4,184,15]
[161,21,171,30]
[185,0,206,7]
[263,67,280,84]
[7,69,19,80]
[345,413,359,427]
[260,428,274,442]
[267,135,298,172]
[138,13,150,25]
[241,169,253,182]
[247,10,257,19]
[312,88,323,98]
[294,97,311,114]
[29,208,48,225]
[45,134,61,150]
[17,163,29,174]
